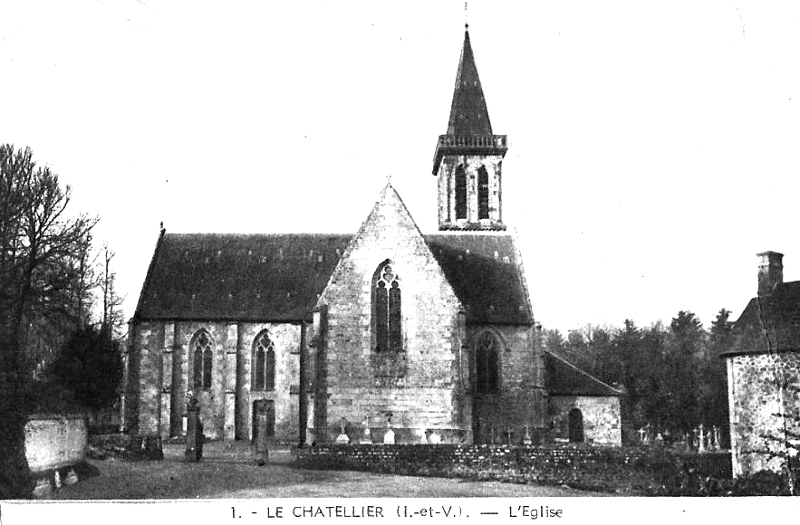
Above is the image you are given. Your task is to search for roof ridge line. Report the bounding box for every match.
[545,350,624,395]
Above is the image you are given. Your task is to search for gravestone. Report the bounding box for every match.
[522,424,532,445]
[360,416,373,444]
[185,397,203,462]
[383,414,395,444]
[335,417,350,444]
[255,413,269,466]
[64,469,78,485]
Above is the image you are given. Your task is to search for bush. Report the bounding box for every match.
[653,468,791,496]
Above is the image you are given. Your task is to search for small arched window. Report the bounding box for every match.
[253,331,276,391]
[192,331,213,391]
[475,332,499,394]
[455,165,467,220]
[373,261,402,353]
[478,166,489,219]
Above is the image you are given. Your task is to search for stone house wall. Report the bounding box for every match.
[727,352,800,477]
[548,395,622,446]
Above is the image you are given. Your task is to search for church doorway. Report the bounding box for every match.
[568,408,584,443]
[251,399,275,443]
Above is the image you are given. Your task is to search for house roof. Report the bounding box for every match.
[544,351,623,397]
[721,281,800,357]
[446,28,493,136]
[134,231,534,325]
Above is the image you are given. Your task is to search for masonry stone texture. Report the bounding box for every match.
[124,28,621,448]
[726,353,800,477]
[723,251,800,478]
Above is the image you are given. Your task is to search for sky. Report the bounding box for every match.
[1,1,798,334]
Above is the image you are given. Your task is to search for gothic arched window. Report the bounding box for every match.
[253,331,276,391]
[478,166,489,219]
[192,331,213,391]
[373,261,402,353]
[455,165,467,220]
[475,332,499,394]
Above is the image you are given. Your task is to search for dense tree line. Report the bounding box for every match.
[1,144,123,498]
[542,310,732,447]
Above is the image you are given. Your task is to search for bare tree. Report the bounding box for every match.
[0,144,98,497]
[101,243,126,337]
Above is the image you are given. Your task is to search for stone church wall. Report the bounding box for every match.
[467,324,546,444]
[313,188,467,443]
[437,155,504,230]
[547,396,622,446]
[127,320,302,442]
[727,352,800,477]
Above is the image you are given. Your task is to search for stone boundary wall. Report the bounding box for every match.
[25,414,87,472]
[25,414,89,497]
[296,444,732,494]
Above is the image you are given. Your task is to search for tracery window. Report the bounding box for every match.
[192,331,213,390]
[253,331,276,391]
[475,332,499,394]
[478,166,489,219]
[455,165,467,220]
[373,261,402,353]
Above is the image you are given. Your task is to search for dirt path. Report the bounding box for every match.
[52,442,610,499]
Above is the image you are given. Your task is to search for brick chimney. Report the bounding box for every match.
[757,251,783,296]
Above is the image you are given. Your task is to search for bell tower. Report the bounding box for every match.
[433,25,508,231]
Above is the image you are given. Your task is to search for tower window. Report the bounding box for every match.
[475,332,499,394]
[253,331,276,391]
[192,331,213,391]
[478,166,489,219]
[455,165,467,220]
[373,261,402,352]
[446,172,452,221]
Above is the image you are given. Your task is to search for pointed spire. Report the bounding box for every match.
[446,26,493,136]
[432,26,507,175]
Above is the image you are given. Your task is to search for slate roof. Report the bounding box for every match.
[544,351,623,397]
[446,28,493,136]
[432,29,507,175]
[134,231,533,325]
[721,281,800,357]
[425,233,532,325]
[134,233,351,323]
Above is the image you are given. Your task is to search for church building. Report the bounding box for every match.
[124,27,622,446]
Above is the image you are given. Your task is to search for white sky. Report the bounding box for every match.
[1,1,798,334]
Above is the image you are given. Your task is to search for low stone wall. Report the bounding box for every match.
[24,414,89,497]
[296,444,732,494]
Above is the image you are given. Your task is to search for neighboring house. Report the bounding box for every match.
[123,27,622,446]
[722,251,800,477]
